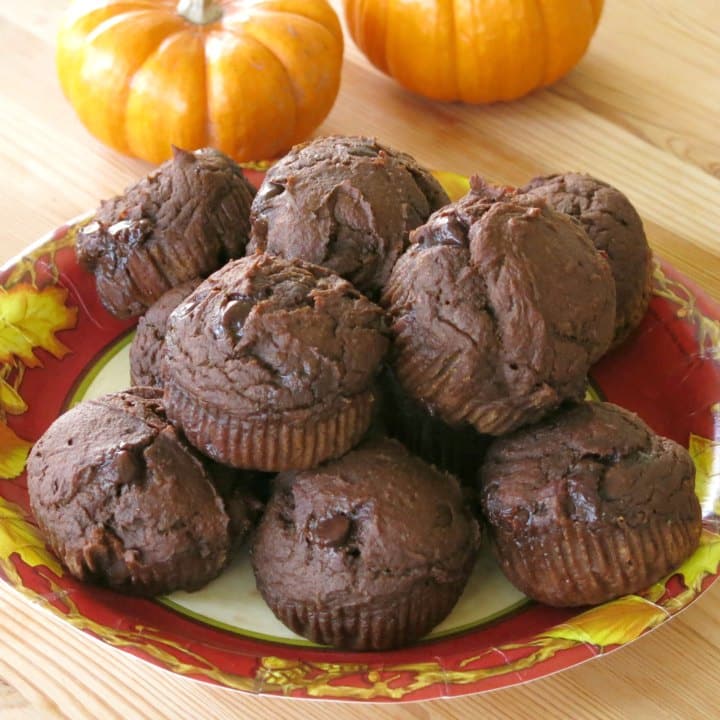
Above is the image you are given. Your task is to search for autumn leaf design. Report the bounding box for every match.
[674,530,720,594]
[0,283,78,479]
[0,422,33,479]
[0,375,26,414]
[0,497,62,579]
[690,434,720,518]
[434,170,471,202]
[0,284,77,368]
[541,596,668,648]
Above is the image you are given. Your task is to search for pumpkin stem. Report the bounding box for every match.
[177,0,222,25]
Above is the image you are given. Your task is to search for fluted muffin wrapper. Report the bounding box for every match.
[490,514,702,607]
[381,367,489,483]
[261,575,471,651]
[164,382,375,471]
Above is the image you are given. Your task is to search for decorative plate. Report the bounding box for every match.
[1,172,719,703]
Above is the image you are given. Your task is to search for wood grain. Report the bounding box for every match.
[1,0,719,717]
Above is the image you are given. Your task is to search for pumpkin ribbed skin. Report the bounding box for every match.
[344,0,604,103]
[57,0,343,163]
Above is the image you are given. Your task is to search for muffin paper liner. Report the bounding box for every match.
[491,512,702,607]
[381,368,489,482]
[164,383,374,471]
[262,576,471,651]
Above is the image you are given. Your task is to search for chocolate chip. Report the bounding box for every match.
[312,514,352,548]
[219,294,255,340]
[81,221,100,235]
[108,218,153,248]
[414,213,467,248]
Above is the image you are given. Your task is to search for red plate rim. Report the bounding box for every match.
[0,191,719,703]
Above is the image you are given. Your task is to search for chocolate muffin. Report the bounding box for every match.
[208,465,267,548]
[522,173,652,345]
[383,196,616,436]
[479,402,702,607]
[380,366,490,484]
[251,438,480,650]
[162,253,389,471]
[248,135,450,296]
[26,388,236,596]
[130,278,202,387]
[76,147,256,318]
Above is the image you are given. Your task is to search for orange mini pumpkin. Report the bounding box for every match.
[57,0,344,163]
[344,0,603,103]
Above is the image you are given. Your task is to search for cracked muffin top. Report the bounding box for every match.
[407,176,517,241]
[383,194,616,435]
[26,387,233,596]
[251,437,480,607]
[76,147,256,318]
[248,135,450,296]
[521,173,652,345]
[479,401,699,532]
[162,253,389,418]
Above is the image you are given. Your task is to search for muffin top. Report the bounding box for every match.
[130,278,202,387]
[522,173,652,343]
[248,135,450,295]
[252,438,480,606]
[409,176,516,246]
[383,196,615,435]
[26,388,231,595]
[76,147,256,318]
[479,402,698,533]
[162,253,389,418]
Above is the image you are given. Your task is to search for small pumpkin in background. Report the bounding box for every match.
[344,0,604,103]
[57,0,343,163]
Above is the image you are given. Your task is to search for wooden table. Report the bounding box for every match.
[1,1,718,717]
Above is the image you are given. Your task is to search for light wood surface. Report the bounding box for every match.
[1,1,718,718]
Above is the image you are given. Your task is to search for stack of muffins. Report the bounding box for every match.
[27,137,702,652]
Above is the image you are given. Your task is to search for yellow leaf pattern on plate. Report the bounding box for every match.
[0,284,77,367]
[541,596,668,647]
[676,529,720,592]
[0,497,62,580]
[432,170,471,202]
[690,433,720,517]
[0,375,27,415]
[0,422,32,480]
